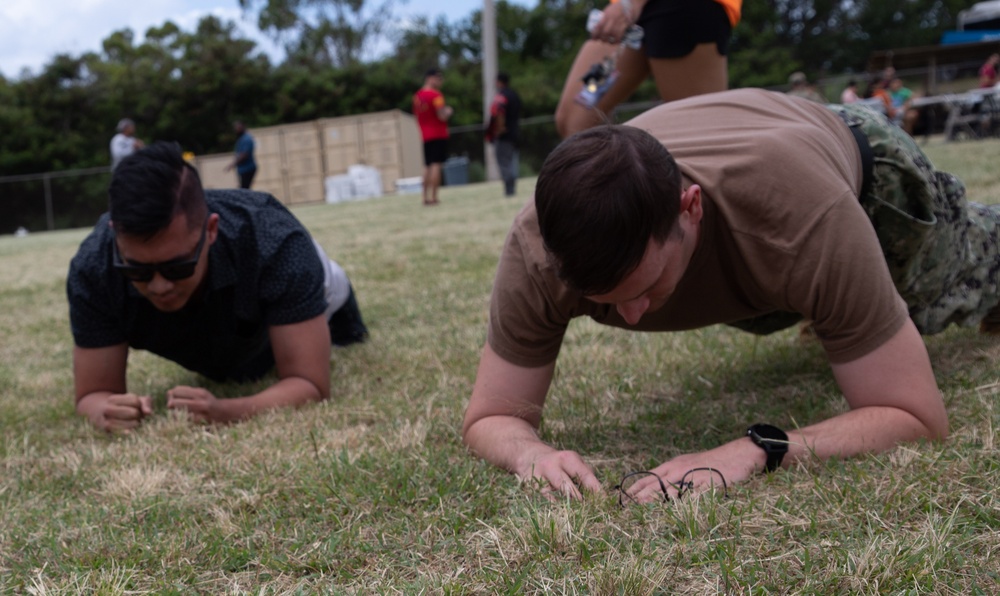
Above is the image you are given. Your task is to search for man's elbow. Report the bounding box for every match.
[461,409,495,451]
[906,400,949,444]
[924,412,949,442]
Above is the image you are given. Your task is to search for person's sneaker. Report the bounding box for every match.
[329,285,368,347]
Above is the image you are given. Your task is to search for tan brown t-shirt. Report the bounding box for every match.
[488,89,908,368]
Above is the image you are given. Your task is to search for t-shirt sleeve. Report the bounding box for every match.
[785,196,909,363]
[487,222,574,368]
[66,236,127,348]
[257,228,328,326]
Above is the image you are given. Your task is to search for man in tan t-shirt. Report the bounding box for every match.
[463,89,1000,502]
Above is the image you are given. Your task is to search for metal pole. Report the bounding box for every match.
[43,173,55,231]
[482,0,499,182]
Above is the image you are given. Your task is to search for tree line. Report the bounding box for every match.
[0,0,971,231]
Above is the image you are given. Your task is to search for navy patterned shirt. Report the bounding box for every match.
[67,189,327,381]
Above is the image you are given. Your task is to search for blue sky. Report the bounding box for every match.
[0,0,535,79]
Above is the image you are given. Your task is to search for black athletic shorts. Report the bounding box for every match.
[423,139,448,165]
[637,0,733,58]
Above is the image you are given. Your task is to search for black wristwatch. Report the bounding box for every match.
[746,423,789,473]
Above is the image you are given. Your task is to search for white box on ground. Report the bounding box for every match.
[348,165,383,199]
[395,176,423,195]
[324,175,354,203]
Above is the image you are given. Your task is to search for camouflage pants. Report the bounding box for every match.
[730,103,1000,336]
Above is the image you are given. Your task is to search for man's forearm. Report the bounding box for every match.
[783,404,945,468]
[638,402,945,497]
[463,415,559,477]
[222,376,326,423]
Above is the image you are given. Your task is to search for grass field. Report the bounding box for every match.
[1,136,999,594]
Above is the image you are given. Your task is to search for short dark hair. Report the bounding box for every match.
[497,72,510,85]
[535,125,682,295]
[424,67,442,78]
[109,141,207,238]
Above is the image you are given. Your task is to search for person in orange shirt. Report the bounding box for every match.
[865,77,897,122]
[555,0,740,138]
[412,68,454,206]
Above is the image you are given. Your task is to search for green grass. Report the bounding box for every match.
[1,136,999,593]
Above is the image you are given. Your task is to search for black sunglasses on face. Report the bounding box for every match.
[112,218,208,282]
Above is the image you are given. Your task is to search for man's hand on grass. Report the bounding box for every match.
[518,448,603,501]
[80,392,152,433]
[167,385,231,424]
[624,438,765,503]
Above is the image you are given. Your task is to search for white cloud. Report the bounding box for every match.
[0,1,265,78]
[0,0,532,79]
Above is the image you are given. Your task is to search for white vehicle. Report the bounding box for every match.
[959,1,1000,31]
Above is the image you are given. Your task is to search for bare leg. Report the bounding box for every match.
[555,41,650,138]
[427,163,442,205]
[647,42,728,102]
[555,40,728,139]
[422,166,432,205]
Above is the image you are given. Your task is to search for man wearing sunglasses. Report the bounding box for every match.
[67,142,367,432]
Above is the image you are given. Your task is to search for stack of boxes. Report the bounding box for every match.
[193,109,423,207]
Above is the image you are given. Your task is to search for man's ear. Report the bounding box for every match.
[206,213,221,246]
[680,184,703,224]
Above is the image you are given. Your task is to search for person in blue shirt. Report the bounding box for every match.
[226,120,258,189]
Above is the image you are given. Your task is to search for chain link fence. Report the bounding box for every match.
[0,166,113,236]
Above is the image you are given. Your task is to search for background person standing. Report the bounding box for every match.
[485,72,522,197]
[554,0,739,138]
[786,71,827,103]
[840,79,860,104]
[888,77,919,135]
[412,68,453,206]
[110,118,144,170]
[225,120,257,189]
[979,53,999,88]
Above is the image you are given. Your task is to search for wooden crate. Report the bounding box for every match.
[193,110,424,205]
[193,153,236,190]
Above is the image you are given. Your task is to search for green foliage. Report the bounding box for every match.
[0,0,982,230]
[241,0,402,67]
[730,0,971,86]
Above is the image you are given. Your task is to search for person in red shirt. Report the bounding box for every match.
[412,68,454,206]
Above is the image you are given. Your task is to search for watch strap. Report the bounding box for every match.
[747,423,789,473]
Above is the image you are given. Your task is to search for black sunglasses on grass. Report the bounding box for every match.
[112,218,208,282]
